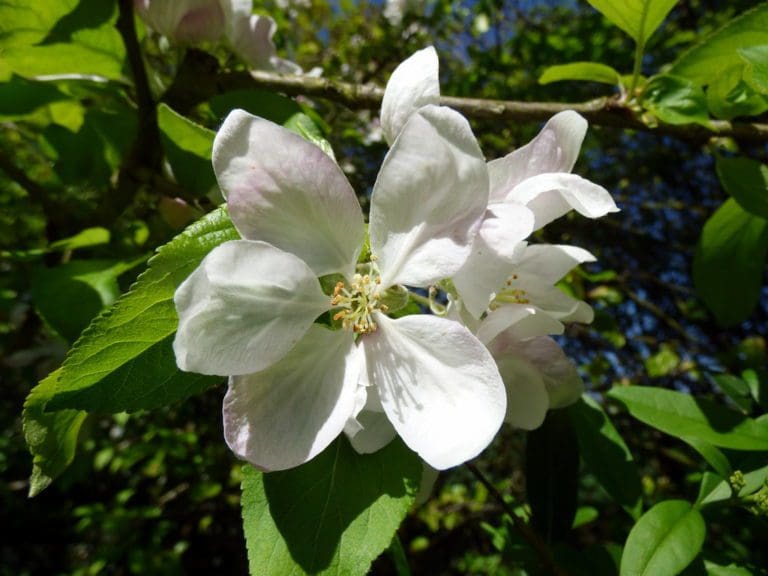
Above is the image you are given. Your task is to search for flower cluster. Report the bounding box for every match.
[134,0,300,72]
[173,47,618,472]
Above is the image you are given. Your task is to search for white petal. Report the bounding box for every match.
[227,14,278,70]
[173,240,330,376]
[212,110,364,277]
[347,410,397,454]
[514,244,595,286]
[370,105,489,287]
[514,337,583,408]
[223,326,360,471]
[452,236,516,319]
[526,284,594,323]
[477,304,564,345]
[415,463,439,506]
[507,173,619,230]
[488,110,587,203]
[364,314,506,470]
[479,203,535,261]
[380,46,440,145]
[495,354,549,430]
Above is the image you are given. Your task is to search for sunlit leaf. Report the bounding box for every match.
[45,208,237,412]
[641,74,709,126]
[241,438,421,575]
[609,386,768,450]
[22,369,86,497]
[585,0,677,44]
[670,3,768,85]
[539,62,622,86]
[739,45,768,94]
[620,500,705,576]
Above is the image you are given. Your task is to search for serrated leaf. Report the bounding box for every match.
[539,62,622,85]
[716,156,768,220]
[670,3,768,86]
[526,409,580,543]
[641,74,710,126]
[241,437,421,576]
[620,500,705,576]
[45,208,238,413]
[157,103,216,197]
[693,198,768,327]
[608,386,768,450]
[568,396,642,518]
[706,64,768,120]
[22,369,86,497]
[586,0,677,45]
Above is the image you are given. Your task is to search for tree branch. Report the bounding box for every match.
[246,70,768,142]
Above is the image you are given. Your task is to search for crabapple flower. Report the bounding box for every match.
[173,104,507,472]
[378,46,618,321]
[134,0,299,72]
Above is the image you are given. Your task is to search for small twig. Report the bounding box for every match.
[465,462,568,576]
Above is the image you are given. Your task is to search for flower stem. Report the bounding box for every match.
[408,291,431,308]
[465,462,568,576]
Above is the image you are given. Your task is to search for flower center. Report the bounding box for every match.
[331,273,388,334]
[491,274,530,307]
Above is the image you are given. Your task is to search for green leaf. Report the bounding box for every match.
[641,74,710,126]
[209,89,302,125]
[526,409,580,543]
[711,373,754,413]
[695,471,728,507]
[0,0,77,48]
[704,560,754,576]
[585,0,677,44]
[568,396,642,517]
[715,156,768,220]
[679,436,731,478]
[284,112,335,159]
[608,386,768,450]
[22,369,86,497]
[157,104,216,198]
[739,45,768,94]
[49,227,110,251]
[31,258,144,342]
[670,3,768,86]
[698,458,768,507]
[620,500,705,576]
[693,198,768,327]
[705,65,768,120]
[241,438,421,576]
[45,208,238,413]
[539,62,622,85]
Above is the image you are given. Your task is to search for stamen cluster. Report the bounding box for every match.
[331,273,389,334]
[491,274,530,308]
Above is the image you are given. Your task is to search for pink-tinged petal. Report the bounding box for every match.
[495,354,549,429]
[228,13,278,70]
[488,110,587,203]
[364,314,505,470]
[477,304,564,345]
[514,244,595,286]
[223,326,360,471]
[380,46,440,145]
[370,105,489,287]
[506,173,619,230]
[489,334,583,409]
[174,1,225,43]
[173,240,330,376]
[212,110,364,277]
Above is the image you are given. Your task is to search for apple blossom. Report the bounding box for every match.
[173,103,507,472]
[134,0,300,72]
